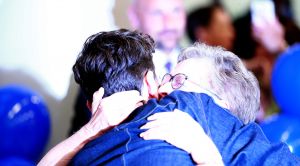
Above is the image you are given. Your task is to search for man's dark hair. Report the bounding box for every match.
[187,3,222,42]
[73,29,155,101]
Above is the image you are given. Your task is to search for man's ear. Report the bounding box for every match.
[127,5,140,29]
[86,100,92,112]
[143,70,159,99]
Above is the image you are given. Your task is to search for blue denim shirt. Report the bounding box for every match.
[70,91,300,166]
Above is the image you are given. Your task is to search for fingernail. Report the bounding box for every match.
[140,133,144,137]
[147,116,154,120]
[140,125,146,129]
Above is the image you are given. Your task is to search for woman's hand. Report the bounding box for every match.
[252,18,287,54]
[140,109,223,165]
[84,87,144,137]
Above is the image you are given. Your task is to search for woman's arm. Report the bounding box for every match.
[37,125,99,166]
[38,88,144,166]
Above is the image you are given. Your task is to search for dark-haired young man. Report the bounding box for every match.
[69,0,187,135]
[187,3,235,51]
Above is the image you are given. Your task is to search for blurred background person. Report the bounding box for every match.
[273,0,300,46]
[234,11,278,121]
[185,0,300,122]
[128,0,186,78]
[186,2,235,51]
[233,0,300,121]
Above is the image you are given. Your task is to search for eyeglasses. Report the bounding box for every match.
[161,73,222,100]
[161,73,188,89]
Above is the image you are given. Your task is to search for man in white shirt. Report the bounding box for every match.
[128,0,186,78]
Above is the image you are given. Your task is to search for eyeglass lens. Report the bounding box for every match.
[172,74,187,89]
[161,73,187,89]
[161,74,172,85]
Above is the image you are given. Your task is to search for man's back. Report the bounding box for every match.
[70,91,204,165]
[70,91,300,166]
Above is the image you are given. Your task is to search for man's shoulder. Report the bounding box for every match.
[165,90,222,109]
[166,90,208,100]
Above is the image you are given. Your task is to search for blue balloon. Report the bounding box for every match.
[260,114,300,156]
[0,157,35,166]
[0,85,51,162]
[271,44,300,116]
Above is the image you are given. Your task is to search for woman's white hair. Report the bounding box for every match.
[178,42,260,124]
